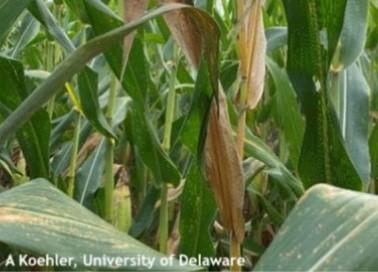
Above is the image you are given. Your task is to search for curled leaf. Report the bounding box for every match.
[159,0,202,68]
[236,0,266,109]
[204,89,245,243]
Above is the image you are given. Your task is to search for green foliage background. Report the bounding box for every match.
[0,0,377,270]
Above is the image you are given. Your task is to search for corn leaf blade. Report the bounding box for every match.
[283,0,363,190]
[0,56,50,178]
[0,179,193,271]
[256,184,378,271]
[0,0,32,42]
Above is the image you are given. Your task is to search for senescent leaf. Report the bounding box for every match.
[159,0,220,93]
[236,0,266,109]
[204,90,244,243]
[159,0,201,68]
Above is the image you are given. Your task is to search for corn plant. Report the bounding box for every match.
[0,0,377,271]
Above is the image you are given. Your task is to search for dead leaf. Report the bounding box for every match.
[159,0,202,68]
[236,0,266,109]
[204,88,245,243]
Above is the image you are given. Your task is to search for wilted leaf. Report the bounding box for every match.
[236,0,266,109]
[204,90,244,243]
[159,0,220,94]
[159,0,201,68]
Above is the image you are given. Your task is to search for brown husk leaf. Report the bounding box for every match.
[236,0,266,109]
[204,88,245,243]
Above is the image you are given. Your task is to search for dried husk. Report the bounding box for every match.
[204,89,245,243]
[236,0,266,109]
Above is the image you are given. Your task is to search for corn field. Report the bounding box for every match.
[0,0,377,271]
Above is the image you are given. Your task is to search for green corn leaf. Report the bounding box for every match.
[0,56,50,179]
[334,0,369,69]
[128,186,160,238]
[0,0,32,42]
[180,158,216,257]
[29,0,75,53]
[78,67,116,139]
[267,57,304,167]
[0,179,195,271]
[29,0,115,139]
[256,184,378,271]
[10,12,40,58]
[337,63,370,183]
[63,0,90,23]
[283,0,363,190]
[370,124,378,181]
[244,130,304,198]
[129,107,181,185]
[75,138,106,205]
[266,26,287,53]
[0,3,216,145]
[178,59,216,257]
